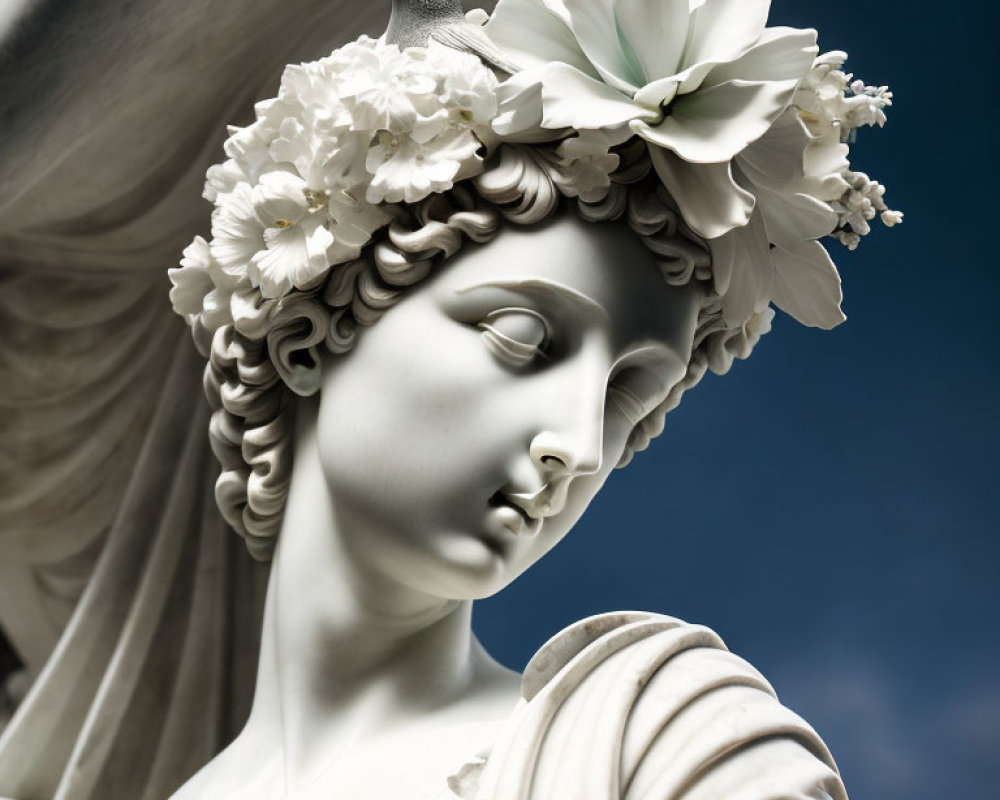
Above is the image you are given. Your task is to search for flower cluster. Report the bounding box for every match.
[704,52,904,328]
[482,0,901,329]
[794,51,902,250]
[171,37,499,325]
[172,0,901,339]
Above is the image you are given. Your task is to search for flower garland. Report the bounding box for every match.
[170,0,900,336]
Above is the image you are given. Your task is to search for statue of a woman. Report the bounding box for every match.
[7,1,901,797]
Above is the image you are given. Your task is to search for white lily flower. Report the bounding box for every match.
[703,108,844,330]
[486,0,818,238]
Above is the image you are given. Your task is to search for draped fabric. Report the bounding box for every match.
[0,1,411,796]
[0,328,268,800]
[0,251,273,800]
[440,612,846,800]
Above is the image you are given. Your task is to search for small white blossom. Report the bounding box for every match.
[211,183,265,283]
[831,230,862,250]
[792,52,901,251]
[552,131,619,202]
[169,236,237,331]
[336,40,438,132]
[881,209,904,227]
[366,129,481,204]
[223,122,278,186]
[427,42,499,126]
[203,159,245,203]
[169,236,215,321]
[250,171,335,297]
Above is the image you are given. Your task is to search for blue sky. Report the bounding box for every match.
[474,2,1000,798]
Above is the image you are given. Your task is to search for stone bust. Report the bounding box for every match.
[164,0,896,800]
[171,158,844,799]
[0,1,901,797]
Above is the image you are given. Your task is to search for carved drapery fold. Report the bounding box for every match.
[0,331,268,799]
[440,612,846,800]
[0,2,406,794]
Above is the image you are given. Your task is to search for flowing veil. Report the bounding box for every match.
[0,2,405,796]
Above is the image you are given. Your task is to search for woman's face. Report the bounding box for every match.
[316,212,702,600]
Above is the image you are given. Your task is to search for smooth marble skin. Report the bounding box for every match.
[170,215,844,799]
[172,211,702,798]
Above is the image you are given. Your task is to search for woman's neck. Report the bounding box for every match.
[242,396,515,795]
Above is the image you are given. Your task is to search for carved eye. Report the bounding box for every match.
[478,308,550,368]
[607,367,664,425]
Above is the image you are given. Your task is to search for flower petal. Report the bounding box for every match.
[201,287,234,331]
[709,210,774,324]
[612,0,691,83]
[253,243,295,298]
[684,0,771,66]
[639,77,800,163]
[304,224,335,278]
[485,0,597,76]
[632,75,681,109]
[493,75,549,140]
[800,139,851,201]
[647,145,755,239]
[546,0,640,92]
[223,123,277,185]
[168,238,214,319]
[255,224,329,298]
[756,184,839,246]
[770,238,845,328]
[252,171,308,229]
[211,183,265,279]
[736,109,810,191]
[519,62,658,131]
[705,26,817,85]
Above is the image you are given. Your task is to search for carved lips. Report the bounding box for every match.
[489,490,545,537]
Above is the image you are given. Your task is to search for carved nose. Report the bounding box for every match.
[529,410,603,479]
[528,343,608,487]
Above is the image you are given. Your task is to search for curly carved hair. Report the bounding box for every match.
[194,139,772,561]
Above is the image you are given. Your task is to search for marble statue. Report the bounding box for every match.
[169,209,846,799]
[0,1,900,798]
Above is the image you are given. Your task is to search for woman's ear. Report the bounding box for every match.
[266,295,329,397]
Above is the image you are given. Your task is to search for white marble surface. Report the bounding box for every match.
[0,3,851,798]
[169,212,845,798]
